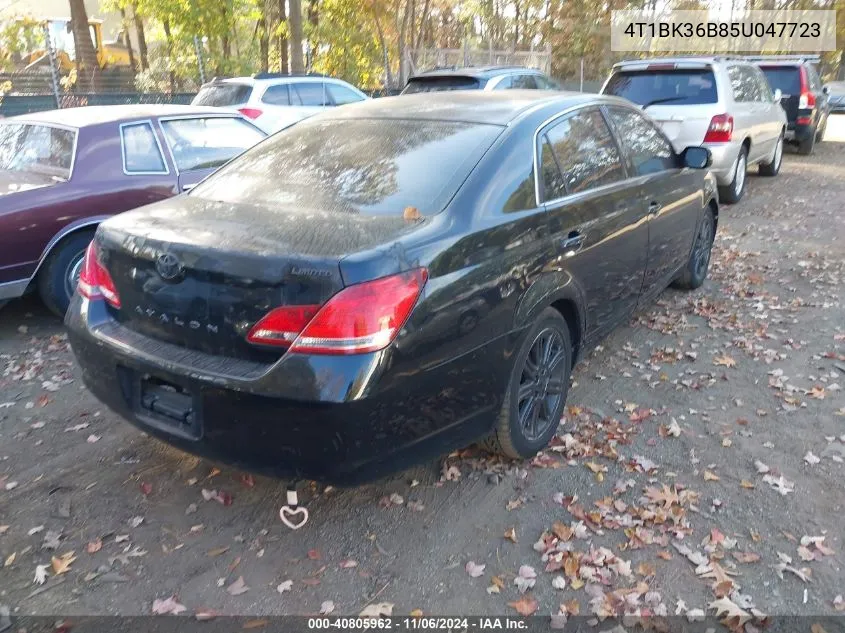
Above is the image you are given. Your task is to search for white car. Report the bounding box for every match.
[191,73,369,134]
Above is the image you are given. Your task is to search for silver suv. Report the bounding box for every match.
[601,57,787,203]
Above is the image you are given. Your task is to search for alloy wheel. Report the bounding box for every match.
[773,137,783,171]
[693,213,715,280]
[734,152,747,197]
[517,327,567,441]
[64,251,85,301]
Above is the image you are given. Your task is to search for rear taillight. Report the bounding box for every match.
[238,107,263,119]
[247,268,428,355]
[77,241,121,308]
[703,113,733,143]
[798,67,815,109]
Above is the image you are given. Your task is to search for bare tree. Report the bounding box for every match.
[68,0,100,91]
[289,0,304,72]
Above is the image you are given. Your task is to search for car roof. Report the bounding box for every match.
[6,104,236,128]
[319,90,597,125]
[409,65,544,80]
[210,74,346,86]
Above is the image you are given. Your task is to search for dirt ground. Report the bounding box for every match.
[1,118,844,626]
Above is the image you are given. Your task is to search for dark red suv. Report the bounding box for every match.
[0,104,265,315]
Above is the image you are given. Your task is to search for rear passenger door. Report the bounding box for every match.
[539,107,649,343]
[605,106,700,297]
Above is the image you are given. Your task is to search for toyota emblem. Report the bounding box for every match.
[155,253,184,281]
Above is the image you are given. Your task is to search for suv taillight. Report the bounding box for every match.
[247,268,428,354]
[77,241,121,308]
[238,107,263,119]
[798,66,815,109]
[703,113,734,143]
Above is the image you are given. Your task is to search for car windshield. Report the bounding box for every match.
[160,117,266,171]
[604,69,718,106]
[190,117,502,215]
[193,83,253,107]
[0,123,76,180]
[759,66,801,95]
[402,76,481,94]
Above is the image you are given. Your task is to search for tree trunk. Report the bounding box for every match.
[119,7,137,73]
[306,0,318,67]
[288,0,304,72]
[131,5,148,70]
[372,9,393,90]
[258,15,269,72]
[162,18,176,93]
[68,0,99,91]
[277,0,289,72]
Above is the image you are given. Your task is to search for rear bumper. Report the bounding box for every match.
[66,296,512,485]
[702,142,742,186]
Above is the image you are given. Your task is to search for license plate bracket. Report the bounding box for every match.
[131,373,202,440]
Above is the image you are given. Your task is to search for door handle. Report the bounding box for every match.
[648,201,661,216]
[560,231,585,251]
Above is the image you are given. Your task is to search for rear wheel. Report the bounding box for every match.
[798,129,816,155]
[718,146,747,203]
[759,134,783,176]
[672,207,716,290]
[37,230,95,318]
[485,308,571,459]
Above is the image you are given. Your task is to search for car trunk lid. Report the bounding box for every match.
[97,196,421,363]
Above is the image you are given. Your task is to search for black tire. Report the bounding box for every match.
[37,230,95,317]
[797,129,816,155]
[718,146,747,204]
[758,133,783,177]
[484,308,572,459]
[672,206,716,290]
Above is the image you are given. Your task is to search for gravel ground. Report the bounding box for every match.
[1,118,844,627]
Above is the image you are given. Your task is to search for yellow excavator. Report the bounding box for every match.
[21,18,132,72]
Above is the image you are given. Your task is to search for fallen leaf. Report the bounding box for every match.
[833,595,845,612]
[552,521,573,541]
[657,550,673,561]
[704,470,720,481]
[552,576,567,590]
[51,552,76,575]
[513,565,536,593]
[86,539,102,554]
[320,601,335,615]
[508,596,538,616]
[503,527,517,543]
[152,596,187,615]
[240,474,255,488]
[194,608,223,621]
[139,482,153,496]
[33,564,49,585]
[207,547,229,558]
[763,474,794,495]
[277,580,293,593]
[804,451,820,465]
[226,576,250,595]
[243,619,268,630]
[307,549,321,560]
[465,561,486,578]
[811,624,828,633]
[714,355,737,368]
[732,551,760,564]
[740,480,756,489]
[709,596,751,628]
[409,609,423,617]
[359,603,393,617]
[339,559,358,569]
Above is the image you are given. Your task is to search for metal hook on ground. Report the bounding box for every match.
[279,480,309,530]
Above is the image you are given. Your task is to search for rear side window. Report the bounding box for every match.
[541,107,626,200]
[191,118,502,215]
[160,117,265,172]
[729,65,764,102]
[121,121,167,174]
[759,66,801,95]
[326,83,365,105]
[493,75,513,90]
[261,84,290,105]
[604,69,718,106]
[512,74,538,89]
[402,76,481,94]
[0,123,75,180]
[291,82,330,106]
[606,107,675,176]
[193,83,252,107]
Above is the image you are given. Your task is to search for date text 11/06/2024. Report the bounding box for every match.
[307,618,528,630]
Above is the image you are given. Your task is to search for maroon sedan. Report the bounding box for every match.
[0,104,266,315]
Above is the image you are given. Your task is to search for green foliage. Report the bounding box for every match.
[0,17,46,71]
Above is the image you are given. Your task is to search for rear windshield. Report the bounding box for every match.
[192,83,253,107]
[0,123,76,180]
[191,117,502,215]
[402,76,482,94]
[604,69,718,106]
[759,66,801,96]
[160,117,266,171]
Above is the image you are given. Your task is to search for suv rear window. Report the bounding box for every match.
[191,118,501,215]
[759,66,801,96]
[604,69,718,106]
[402,76,481,94]
[193,83,253,107]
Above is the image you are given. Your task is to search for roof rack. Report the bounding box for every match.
[252,71,326,79]
[742,54,821,64]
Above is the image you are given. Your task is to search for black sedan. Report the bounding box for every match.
[66,91,718,485]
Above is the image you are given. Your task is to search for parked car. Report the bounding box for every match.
[0,104,266,316]
[601,57,786,203]
[66,91,717,485]
[191,72,369,134]
[752,56,830,153]
[401,65,558,94]
[826,81,845,114]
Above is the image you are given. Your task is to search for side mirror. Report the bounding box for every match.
[773,88,782,102]
[823,85,830,95]
[681,146,712,169]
